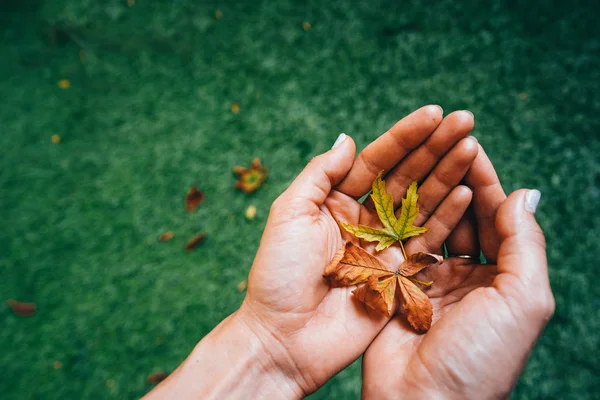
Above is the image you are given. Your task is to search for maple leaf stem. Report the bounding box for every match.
[399,240,407,261]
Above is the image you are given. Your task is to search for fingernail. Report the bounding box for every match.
[332,133,347,149]
[469,135,478,143]
[463,110,474,119]
[434,105,443,115]
[525,189,541,213]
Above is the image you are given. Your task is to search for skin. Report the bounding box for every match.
[143,106,554,399]
[361,148,555,399]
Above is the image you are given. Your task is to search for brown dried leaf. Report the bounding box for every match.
[399,252,441,277]
[185,186,205,212]
[353,275,396,316]
[185,233,206,251]
[147,371,168,384]
[7,299,36,317]
[397,276,433,333]
[324,242,394,287]
[233,158,268,193]
[324,242,437,333]
[158,231,174,242]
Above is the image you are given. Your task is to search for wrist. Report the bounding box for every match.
[145,310,303,399]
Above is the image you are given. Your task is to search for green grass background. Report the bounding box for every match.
[1,0,599,398]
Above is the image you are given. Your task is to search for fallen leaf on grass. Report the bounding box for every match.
[185,233,206,251]
[147,371,168,384]
[51,134,61,144]
[245,205,257,220]
[234,158,268,193]
[237,280,248,292]
[231,102,240,114]
[7,299,37,317]
[341,172,427,251]
[57,79,70,89]
[158,231,174,241]
[185,186,205,212]
[324,242,439,333]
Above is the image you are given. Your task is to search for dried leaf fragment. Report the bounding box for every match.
[353,275,396,316]
[231,102,240,114]
[324,242,439,332]
[7,299,36,317]
[57,79,70,89]
[397,276,433,334]
[51,134,61,144]
[147,371,168,384]
[234,158,268,193]
[324,241,393,287]
[158,231,174,242]
[185,233,206,251]
[237,280,248,292]
[185,186,205,212]
[245,205,257,220]
[303,21,311,30]
[340,172,427,251]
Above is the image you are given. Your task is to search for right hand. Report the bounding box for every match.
[362,147,555,399]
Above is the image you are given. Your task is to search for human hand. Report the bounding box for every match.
[362,147,555,399]
[237,107,478,397]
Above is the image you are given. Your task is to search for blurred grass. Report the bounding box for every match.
[1,0,599,398]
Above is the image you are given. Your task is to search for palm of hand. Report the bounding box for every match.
[363,258,509,396]
[242,189,398,389]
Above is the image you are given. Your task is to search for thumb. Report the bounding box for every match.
[280,133,356,207]
[494,189,554,320]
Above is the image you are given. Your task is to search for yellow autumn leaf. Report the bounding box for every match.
[394,180,428,240]
[340,172,427,251]
[339,222,396,252]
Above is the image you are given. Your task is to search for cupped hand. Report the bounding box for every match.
[238,106,478,396]
[362,147,555,399]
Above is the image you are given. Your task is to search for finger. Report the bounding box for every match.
[464,145,506,262]
[405,186,473,255]
[278,134,356,212]
[411,136,478,225]
[445,207,480,257]
[494,189,554,324]
[336,105,443,198]
[382,110,475,208]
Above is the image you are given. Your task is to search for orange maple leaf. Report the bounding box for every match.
[233,158,268,193]
[324,242,440,333]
